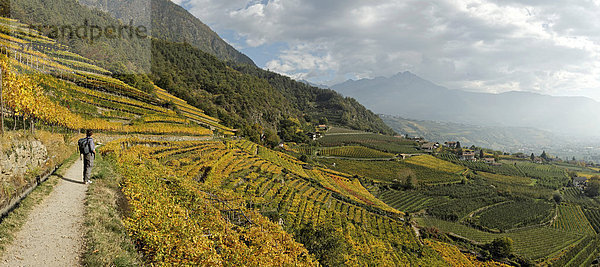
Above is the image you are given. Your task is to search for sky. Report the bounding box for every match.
[172,0,600,101]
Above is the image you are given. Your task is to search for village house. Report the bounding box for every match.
[317,124,328,131]
[461,150,476,161]
[573,177,588,190]
[399,154,419,160]
[407,136,425,142]
[306,132,322,141]
[420,142,439,152]
[514,153,528,159]
[483,157,496,164]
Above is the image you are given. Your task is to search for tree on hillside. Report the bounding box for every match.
[456,141,461,149]
[540,151,548,161]
[279,118,309,143]
[585,176,600,197]
[530,153,535,161]
[319,117,328,125]
[293,223,348,266]
[479,150,484,159]
[405,175,417,189]
[487,237,514,258]
[263,128,280,147]
[553,193,563,204]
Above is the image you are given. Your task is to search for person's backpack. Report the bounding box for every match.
[78,137,91,155]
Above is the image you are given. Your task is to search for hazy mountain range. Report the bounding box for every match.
[332,72,600,138]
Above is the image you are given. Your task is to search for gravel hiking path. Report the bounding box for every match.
[1,158,87,266]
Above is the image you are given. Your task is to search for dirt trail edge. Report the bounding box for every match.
[1,158,87,266]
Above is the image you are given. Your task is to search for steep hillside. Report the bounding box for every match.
[151,39,298,138]
[99,137,447,266]
[1,0,393,138]
[232,64,395,135]
[0,16,219,136]
[332,71,600,137]
[78,0,255,65]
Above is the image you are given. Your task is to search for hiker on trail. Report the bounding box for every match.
[78,130,95,184]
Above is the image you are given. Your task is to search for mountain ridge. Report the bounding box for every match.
[78,0,255,65]
[332,71,600,137]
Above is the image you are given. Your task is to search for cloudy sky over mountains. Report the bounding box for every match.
[173,0,600,101]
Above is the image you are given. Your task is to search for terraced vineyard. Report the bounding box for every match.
[0,17,226,137]
[439,153,524,177]
[403,162,464,185]
[318,133,419,153]
[298,146,395,158]
[100,140,314,265]
[424,239,508,266]
[477,172,534,186]
[374,189,447,213]
[473,171,556,199]
[583,208,600,234]
[417,217,585,262]
[154,86,235,135]
[404,155,466,174]
[552,205,597,235]
[561,187,600,207]
[101,138,447,266]
[469,200,554,232]
[513,161,569,189]
[319,158,463,185]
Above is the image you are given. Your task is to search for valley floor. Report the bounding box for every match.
[1,159,86,266]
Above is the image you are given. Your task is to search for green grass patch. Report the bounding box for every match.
[82,152,142,266]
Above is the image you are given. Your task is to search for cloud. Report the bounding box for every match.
[181,0,600,100]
